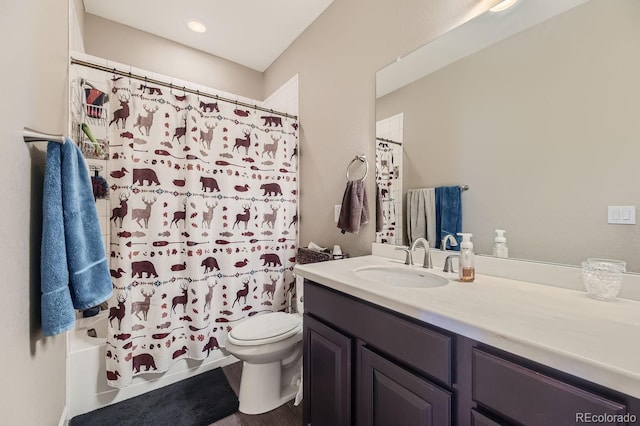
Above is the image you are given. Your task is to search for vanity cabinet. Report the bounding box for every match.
[358,345,451,425]
[470,409,503,426]
[303,314,352,426]
[472,349,627,426]
[304,280,453,425]
[304,279,640,426]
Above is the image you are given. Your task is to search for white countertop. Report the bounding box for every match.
[294,254,640,399]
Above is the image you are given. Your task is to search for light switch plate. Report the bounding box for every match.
[608,206,636,225]
[334,205,341,223]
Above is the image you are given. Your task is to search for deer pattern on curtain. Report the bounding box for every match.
[105,80,298,387]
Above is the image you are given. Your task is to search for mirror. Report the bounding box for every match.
[375,0,640,272]
[375,115,404,246]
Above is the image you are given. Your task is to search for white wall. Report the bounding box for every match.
[377,0,640,270]
[0,1,499,423]
[263,0,501,257]
[0,1,69,425]
[82,14,264,101]
[80,0,503,258]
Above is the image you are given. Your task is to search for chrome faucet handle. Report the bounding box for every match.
[443,254,459,273]
[395,247,414,266]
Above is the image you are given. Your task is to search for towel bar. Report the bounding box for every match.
[23,127,65,144]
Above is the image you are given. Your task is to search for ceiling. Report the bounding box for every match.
[83,0,334,72]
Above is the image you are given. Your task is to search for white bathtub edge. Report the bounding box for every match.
[58,405,68,426]
[67,348,239,420]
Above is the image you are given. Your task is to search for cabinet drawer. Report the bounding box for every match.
[306,281,452,386]
[472,349,626,426]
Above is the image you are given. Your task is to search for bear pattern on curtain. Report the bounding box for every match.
[105,80,298,387]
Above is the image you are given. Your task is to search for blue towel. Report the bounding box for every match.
[41,139,112,336]
[435,186,462,250]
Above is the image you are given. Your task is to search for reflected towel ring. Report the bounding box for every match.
[346,155,368,182]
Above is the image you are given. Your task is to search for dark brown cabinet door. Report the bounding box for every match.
[358,346,452,426]
[303,314,352,426]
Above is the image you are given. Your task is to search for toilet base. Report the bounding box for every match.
[237,354,302,414]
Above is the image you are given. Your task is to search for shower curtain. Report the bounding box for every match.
[105,80,298,387]
[375,141,401,245]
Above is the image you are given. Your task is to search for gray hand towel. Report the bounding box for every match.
[338,180,369,234]
[406,188,436,246]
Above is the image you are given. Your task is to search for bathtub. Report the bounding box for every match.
[66,311,238,419]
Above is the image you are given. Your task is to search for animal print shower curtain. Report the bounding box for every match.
[105,80,298,386]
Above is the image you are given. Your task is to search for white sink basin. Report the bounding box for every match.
[354,265,448,288]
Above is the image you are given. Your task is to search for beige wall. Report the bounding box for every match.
[0,1,507,422]
[264,0,500,257]
[82,0,502,258]
[83,14,264,100]
[0,1,69,425]
[70,0,86,52]
[377,0,640,271]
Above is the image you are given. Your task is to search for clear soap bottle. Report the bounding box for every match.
[457,233,475,283]
[493,229,509,258]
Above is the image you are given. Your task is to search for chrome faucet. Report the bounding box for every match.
[410,237,433,269]
[441,234,458,251]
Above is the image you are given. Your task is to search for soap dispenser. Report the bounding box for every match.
[457,233,475,282]
[493,229,509,258]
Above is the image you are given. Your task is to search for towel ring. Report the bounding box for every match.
[346,155,368,182]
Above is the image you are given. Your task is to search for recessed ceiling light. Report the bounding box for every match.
[187,19,207,33]
[489,0,519,12]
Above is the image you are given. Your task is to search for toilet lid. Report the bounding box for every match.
[229,312,301,342]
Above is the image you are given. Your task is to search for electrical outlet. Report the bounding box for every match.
[334,205,341,222]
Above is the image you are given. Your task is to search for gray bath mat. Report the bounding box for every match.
[69,367,238,426]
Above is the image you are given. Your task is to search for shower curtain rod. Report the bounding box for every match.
[70,58,298,120]
[376,137,402,146]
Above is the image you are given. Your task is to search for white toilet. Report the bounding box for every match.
[224,277,304,414]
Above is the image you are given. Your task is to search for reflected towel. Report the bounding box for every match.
[406,188,436,247]
[435,185,462,250]
[41,139,112,336]
[337,180,369,234]
[375,185,384,232]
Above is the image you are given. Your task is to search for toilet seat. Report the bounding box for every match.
[227,312,302,346]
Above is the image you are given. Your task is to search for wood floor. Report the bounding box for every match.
[211,362,303,426]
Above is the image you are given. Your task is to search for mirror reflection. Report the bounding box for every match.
[375,0,640,272]
[375,115,404,245]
